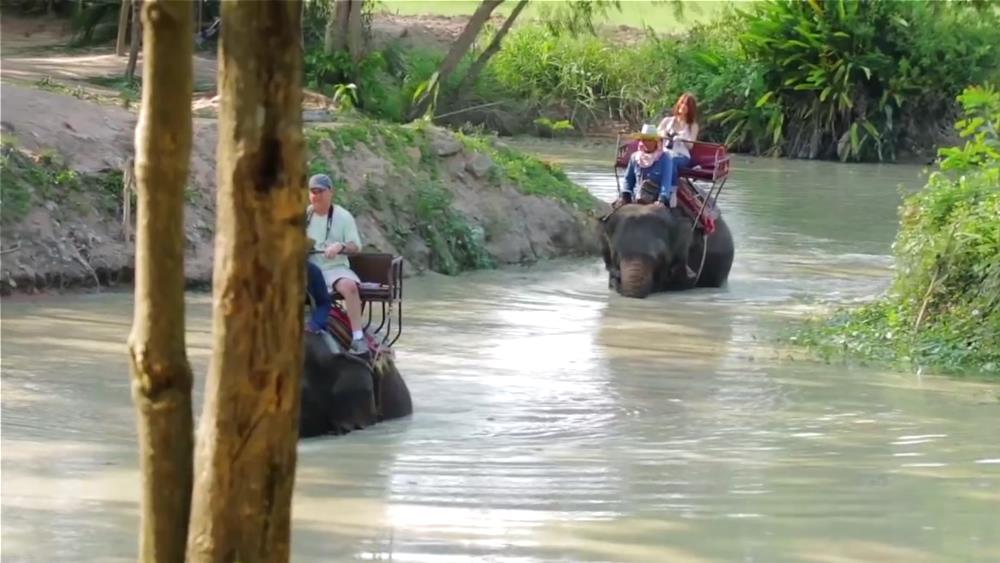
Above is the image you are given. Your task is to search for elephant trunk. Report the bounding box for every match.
[619,256,654,298]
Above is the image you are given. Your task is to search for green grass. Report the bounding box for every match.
[0,144,123,225]
[376,0,727,31]
[455,132,598,210]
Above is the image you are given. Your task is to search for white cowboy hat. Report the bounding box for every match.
[631,123,660,140]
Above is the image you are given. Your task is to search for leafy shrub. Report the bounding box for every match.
[796,85,1000,375]
[729,1,998,161]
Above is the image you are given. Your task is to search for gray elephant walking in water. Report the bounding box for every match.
[600,204,734,298]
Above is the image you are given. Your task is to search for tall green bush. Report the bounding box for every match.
[722,0,1000,162]
[796,85,1000,375]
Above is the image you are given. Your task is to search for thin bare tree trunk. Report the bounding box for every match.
[195,0,203,38]
[125,0,143,81]
[455,0,527,100]
[185,1,306,561]
[116,0,131,56]
[127,1,195,562]
[408,0,503,120]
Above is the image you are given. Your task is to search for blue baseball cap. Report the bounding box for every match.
[308,173,333,190]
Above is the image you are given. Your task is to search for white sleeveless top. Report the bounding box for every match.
[657,116,699,159]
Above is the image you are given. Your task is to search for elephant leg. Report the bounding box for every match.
[619,256,655,298]
[328,355,377,433]
[299,384,332,438]
[374,356,413,421]
[695,219,735,288]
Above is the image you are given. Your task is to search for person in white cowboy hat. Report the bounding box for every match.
[614,123,674,209]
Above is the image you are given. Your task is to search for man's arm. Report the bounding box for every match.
[342,211,362,254]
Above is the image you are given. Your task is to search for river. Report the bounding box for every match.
[2,141,998,562]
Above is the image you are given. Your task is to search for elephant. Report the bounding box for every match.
[599,203,734,298]
[299,332,413,438]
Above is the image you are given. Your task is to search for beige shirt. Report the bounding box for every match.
[306,204,362,271]
[657,116,700,159]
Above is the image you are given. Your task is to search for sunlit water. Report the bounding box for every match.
[3,140,998,562]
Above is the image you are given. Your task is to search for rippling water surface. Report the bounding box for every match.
[3,140,998,562]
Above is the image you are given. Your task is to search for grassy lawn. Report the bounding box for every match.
[377,0,729,31]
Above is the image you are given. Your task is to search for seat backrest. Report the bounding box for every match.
[615,140,640,169]
[688,142,728,170]
[348,253,399,286]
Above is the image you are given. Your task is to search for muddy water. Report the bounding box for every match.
[3,142,999,562]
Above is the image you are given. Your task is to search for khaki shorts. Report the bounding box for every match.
[322,266,360,291]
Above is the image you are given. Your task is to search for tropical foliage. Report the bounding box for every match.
[717,0,1000,161]
[481,0,1000,161]
[795,85,1000,375]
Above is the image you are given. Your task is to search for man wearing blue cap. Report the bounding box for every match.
[306,173,367,355]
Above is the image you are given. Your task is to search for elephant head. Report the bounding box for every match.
[600,204,694,298]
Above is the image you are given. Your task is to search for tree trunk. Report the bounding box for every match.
[185,1,306,561]
[408,0,503,120]
[325,0,351,54]
[116,0,131,56]
[195,0,203,37]
[454,0,528,100]
[346,0,364,62]
[125,0,143,81]
[127,1,195,562]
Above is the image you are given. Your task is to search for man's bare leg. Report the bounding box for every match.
[334,278,367,353]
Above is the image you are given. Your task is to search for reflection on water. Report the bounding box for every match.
[3,140,999,562]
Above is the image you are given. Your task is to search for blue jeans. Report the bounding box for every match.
[306,261,332,332]
[660,153,690,202]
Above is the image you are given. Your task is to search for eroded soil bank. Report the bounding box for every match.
[0,83,607,294]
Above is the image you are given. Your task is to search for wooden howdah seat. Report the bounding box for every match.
[614,138,731,234]
[330,253,403,347]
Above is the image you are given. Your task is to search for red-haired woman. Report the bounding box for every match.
[655,92,700,207]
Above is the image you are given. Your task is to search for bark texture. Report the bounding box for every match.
[125,0,143,80]
[115,0,131,56]
[185,1,307,561]
[324,0,352,54]
[346,0,364,62]
[126,1,195,561]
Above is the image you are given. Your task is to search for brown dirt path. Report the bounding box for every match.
[1,16,219,90]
